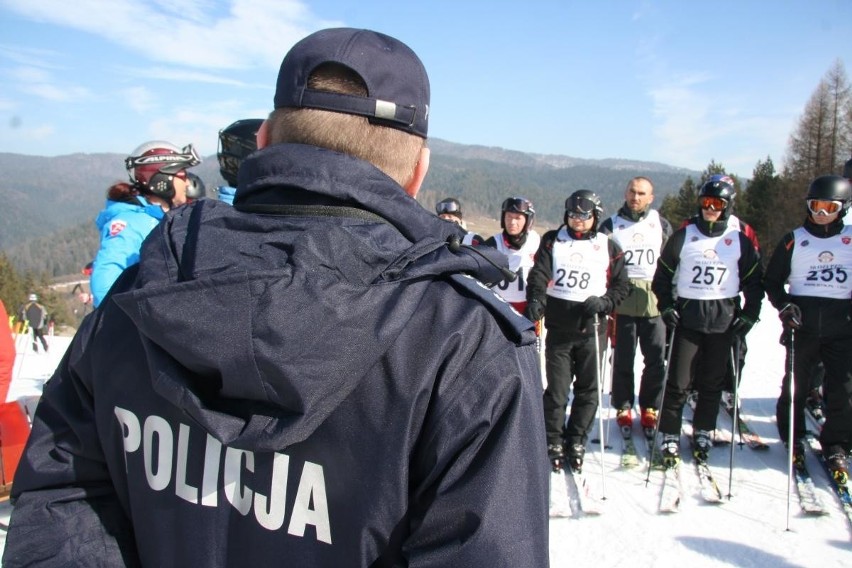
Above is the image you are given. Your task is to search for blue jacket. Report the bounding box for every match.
[91,198,164,307]
[5,144,549,567]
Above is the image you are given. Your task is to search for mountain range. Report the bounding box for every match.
[0,139,699,277]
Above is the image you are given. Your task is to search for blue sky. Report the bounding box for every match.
[0,0,849,177]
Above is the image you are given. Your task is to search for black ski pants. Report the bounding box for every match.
[31,327,47,352]
[776,329,852,451]
[542,328,604,447]
[610,314,666,411]
[659,327,733,436]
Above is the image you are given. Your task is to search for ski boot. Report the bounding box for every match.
[547,444,565,473]
[693,430,713,463]
[825,445,849,485]
[640,407,658,439]
[566,443,586,474]
[660,434,680,469]
[791,439,806,471]
[616,404,633,438]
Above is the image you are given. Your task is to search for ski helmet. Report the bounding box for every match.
[564,189,603,230]
[185,172,206,200]
[500,197,535,233]
[436,197,463,219]
[698,174,736,219]
[28,293,37,302]
[843,157,852,181]
[806,175,851,218]
[125,141,201,203]
[218,119,263,187]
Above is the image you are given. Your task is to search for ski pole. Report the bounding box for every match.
[785,328,796,532]
[645,327,676,486]
[727,337,742,499]
[593,314,607,500]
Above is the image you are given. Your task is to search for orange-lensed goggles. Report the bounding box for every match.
[807,199,842,215]
[699,196,728,211]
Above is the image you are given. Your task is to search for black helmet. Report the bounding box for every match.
[564,189,603,230]
[843,157,852,180]
[185,172,206,200]
[697,174,736,220]
[436,197,463,218]
[125,141,201,203]
[218,119,263,187]
[500,197,535,233]
[806,175,851,218]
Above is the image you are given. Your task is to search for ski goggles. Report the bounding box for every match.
[807,199,843,215]
[699,196,728,211]
[436,200,461,215]
[503,197,534,213]
[566,210,594,220]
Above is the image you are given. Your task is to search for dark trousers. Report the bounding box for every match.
[610,314,666,411]
[776,329,852,450]
[659,327,733,435]
[31,327,48,352]
[543,329,605,447]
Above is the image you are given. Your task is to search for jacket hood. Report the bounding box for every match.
[113,144,512,452]
[95,199,163,231]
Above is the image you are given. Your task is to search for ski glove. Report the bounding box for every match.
[730,314,757,337]
[779,303,802,330]
[525,299,545,321]
[582,296,609,316]
[661,307,680,329]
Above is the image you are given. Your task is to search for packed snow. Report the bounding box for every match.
[1,299,850,565]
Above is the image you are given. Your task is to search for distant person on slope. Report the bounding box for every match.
[217,118,263,205]
[484,197,540,314]
[435,197,484,244]
[652,175,764,468]
[598,176,672,439]
[20,293,49,354]
[90,141,201,307]
[526,189,629,473]
[763,175,852,484]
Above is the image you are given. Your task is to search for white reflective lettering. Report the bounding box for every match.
[175,424,198,503]
[224,448,254,515]
[201,434,222,507]
[254,453,289,530]
[288,461,331,544]
[143,415,173,491]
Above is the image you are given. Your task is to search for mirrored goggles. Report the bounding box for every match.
[807,199,842,215]
[436,201,461,215]
[567,210,594,221]
[699,196,728,211]
[505,198,533,213]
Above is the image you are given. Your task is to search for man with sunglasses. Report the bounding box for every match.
[485,197,540,314]
[652,175,764,468]
[526,189,629,473]
[764,174,852,483]
[599,177,673,440]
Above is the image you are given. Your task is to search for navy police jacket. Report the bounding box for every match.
[4,144,549,567]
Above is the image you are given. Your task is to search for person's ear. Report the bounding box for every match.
[256,120,270,149]
[403,147,430,198]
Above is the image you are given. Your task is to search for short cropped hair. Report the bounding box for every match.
[266,63,425,187]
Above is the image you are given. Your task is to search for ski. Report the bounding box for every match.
[719,397,770,450]
[567,468,603,515]
[792,461,829,516]
[806,437,852,531]
[620,426,640,469]
[693,458,724,503]
[549,470,573,518]
[658,462,683,513]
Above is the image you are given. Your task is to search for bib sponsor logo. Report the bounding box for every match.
[817,251,834,263]
[842,237,851,245]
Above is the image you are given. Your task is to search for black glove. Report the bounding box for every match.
[730,314,757,337]
[582,296,609,316]
[779,303,802,330]
[525,299,545,321]
[661,307,680,329]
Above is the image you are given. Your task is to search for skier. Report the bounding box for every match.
[20,293,48,353]
[4,28,549,566]
[185,172,207,202]
[652,175,764,467]
[598,177,672,437]
[90,141,201,307]
[434,197,484,244]
[763,174,852,483]
[526,189,629,472]
[484,197,540,314]
[217,118,263,205]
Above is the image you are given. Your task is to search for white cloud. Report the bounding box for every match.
[122,87,156,114]
[10,66,90,102]
[0,0,342,71]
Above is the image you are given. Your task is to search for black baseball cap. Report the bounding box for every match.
[274,28,430,138]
